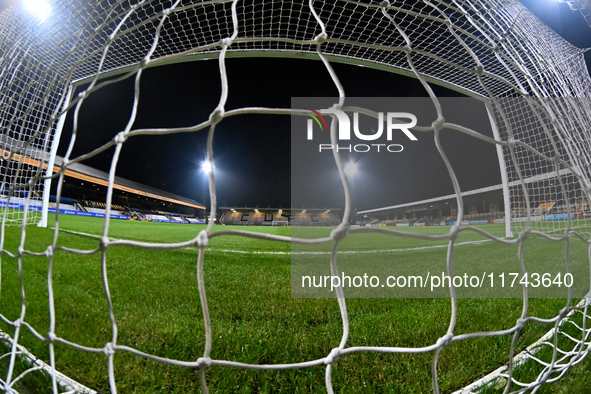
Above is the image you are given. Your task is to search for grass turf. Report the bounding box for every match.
[0,215,589,393]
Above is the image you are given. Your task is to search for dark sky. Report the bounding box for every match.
[58,1,591,210]
[61,58,463,209]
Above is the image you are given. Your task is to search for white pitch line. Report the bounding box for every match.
[214,239,492,255]
[53,228,492,255]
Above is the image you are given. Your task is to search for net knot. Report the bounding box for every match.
[221,37,233,47]
[379,1,390,7]
[515,318,525,331]
[197,357,212,368]
[449,228,459,241]
[17,246,24,257]
[403,45,412,54]
[431,116,445,132]
[114,132,127,145]
[209,109,225,123]
[518,228,531,242]
[325,347,341,364]
[78,91,89,100]
[331,224,348,242]
[100,236,110,250]
[436,333,453,347]
[314,32,328,44]
[474,65,484,76]
[47,332,57,342]
[197,230,209,248]
[13,318,21,328]
[104,342,115,356]
[140,56,151,69]
[45,245,53,257]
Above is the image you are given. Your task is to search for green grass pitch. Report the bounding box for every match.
[0,215,589,393]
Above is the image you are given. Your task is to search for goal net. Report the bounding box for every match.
[0,0,590,393]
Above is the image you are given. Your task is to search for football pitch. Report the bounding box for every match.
[0,215,589,393]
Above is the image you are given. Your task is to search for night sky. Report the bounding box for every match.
[58,0,591,211]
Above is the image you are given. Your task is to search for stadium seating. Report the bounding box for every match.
[147,214,169,222]
[55,203,78,211]
[0,196,42,207]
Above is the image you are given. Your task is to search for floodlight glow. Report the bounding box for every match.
[201,160,213,174]
[23,0,51,21]
[344,161,358,177]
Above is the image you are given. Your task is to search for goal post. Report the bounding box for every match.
[486,100,513,238]
[39,85,72,229]
[1,0,591,393]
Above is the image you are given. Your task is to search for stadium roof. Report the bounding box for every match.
[53,156,205,209]
[0,134,203,209]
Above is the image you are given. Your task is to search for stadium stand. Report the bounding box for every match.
[0,196,43,208]
[56,203,78,211]
[2,157,206,223]
[219,208,342,226]
[147,214,170,222]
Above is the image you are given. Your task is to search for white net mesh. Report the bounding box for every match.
[1,0,591,393]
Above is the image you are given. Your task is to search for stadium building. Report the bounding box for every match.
[48,155,206,223]
[219,207,341,226]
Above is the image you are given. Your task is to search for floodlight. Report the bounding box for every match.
[344,161,358,177]
[23,0,51,21]
[201,160,213,174]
